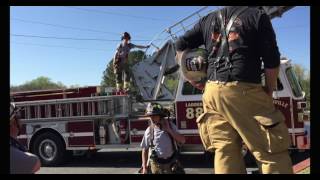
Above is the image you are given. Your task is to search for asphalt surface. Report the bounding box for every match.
[36,149,309,174]
[37,151,214,174]
[36,150,258,174]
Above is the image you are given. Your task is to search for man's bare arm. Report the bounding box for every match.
[264,66,279,97]
[142,148,149,170]
[135,45,150,49]
[167,128,186,144]
[162,119,186,144]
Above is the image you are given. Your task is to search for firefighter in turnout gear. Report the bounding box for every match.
[140,103,186,174]
[175,6,293,174]
[113,32,150,94]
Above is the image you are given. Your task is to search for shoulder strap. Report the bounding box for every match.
[149,124,155,148]
[226,6,248,37]
[216,6,248,59]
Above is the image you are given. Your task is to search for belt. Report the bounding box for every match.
[207,80,239,85]
[207,80,262,88]
[153,153,176,164]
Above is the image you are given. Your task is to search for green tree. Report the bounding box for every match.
[164,73,179,95]
[69,84,82,88]
[101,60,116,88]
[10,76,67,92]
[127,50,145,66]
[292,64,310,109]
[101,50,145,89]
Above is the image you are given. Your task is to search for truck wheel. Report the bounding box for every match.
[32,132,66,166]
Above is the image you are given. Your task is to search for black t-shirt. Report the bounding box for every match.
[175,6,280,83]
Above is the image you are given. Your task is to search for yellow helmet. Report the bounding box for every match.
[177,48,208,83]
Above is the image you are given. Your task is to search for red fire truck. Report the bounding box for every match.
[11,58,310,166]
[11,6,309,166]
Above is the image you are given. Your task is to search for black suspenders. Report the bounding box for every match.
[149,124,155,148]
[210,7,248,81]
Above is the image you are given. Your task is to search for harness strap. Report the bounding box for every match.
[149,123,155,148]
[212,6,248,81]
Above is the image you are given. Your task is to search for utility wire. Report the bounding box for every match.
[11,41,108,52]
[11,18,153,39]
[12,18,121,36]
[65,6,176,22]
[11,34,152,42]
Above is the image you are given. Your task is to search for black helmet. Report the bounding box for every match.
[162,108,171,117]
[121,32,131,40]
[145,103,164,116]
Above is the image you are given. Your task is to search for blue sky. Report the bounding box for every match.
[10,6,310,87]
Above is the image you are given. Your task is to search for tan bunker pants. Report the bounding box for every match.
[197,81,293,174]
[150,160,173,174]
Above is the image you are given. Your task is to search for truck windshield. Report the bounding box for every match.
[182,81,203,95]
[286,67,303,98]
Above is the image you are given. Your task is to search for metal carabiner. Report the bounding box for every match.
[213,57,221,68]
[224,57,232,69]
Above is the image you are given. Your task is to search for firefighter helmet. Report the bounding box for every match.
[121,32,131,40]
[145,103,165,116]
[177,48,208,84]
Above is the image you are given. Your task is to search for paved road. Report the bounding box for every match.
[36,150,259,174]
[36,150,309,174]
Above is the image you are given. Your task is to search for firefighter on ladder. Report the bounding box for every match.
[113,32,150,94]
[175,6,293,174]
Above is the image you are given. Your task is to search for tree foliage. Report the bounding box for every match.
[101,50,145,88]
[292,64,310,109]
[10,76,67,92]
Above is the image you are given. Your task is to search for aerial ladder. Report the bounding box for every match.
[131,6,295,101]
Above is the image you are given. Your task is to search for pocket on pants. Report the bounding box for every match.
[254,110,290,154]
[197,113,214,152]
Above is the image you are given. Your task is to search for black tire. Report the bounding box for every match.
[31,132,66,166]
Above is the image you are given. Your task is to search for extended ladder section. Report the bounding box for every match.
[15,95,130,122]
[260,6,295,19]
[132,6,295,101]
[132,6,214,101]
[132,41,177,101]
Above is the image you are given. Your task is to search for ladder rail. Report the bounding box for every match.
[143,6,213,57]
[14,95,125,106]
[19,114,116,123]
[15,96,129,121]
